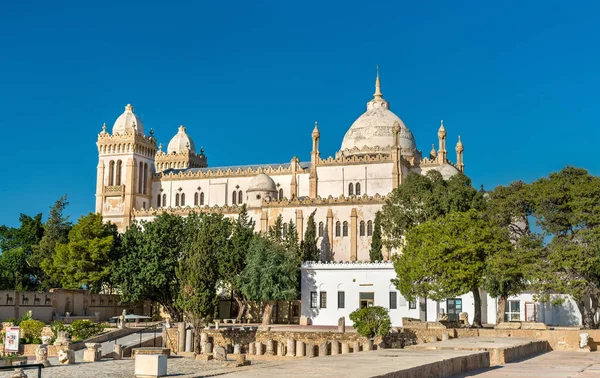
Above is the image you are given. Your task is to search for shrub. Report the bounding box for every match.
[349,306,391,339]
[69,320,103,341]
[19,319,45,344]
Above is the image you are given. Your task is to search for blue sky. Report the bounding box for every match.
[1,1,599,227]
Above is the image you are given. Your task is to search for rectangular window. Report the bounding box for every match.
[389,292,397,309]
[359,292,375,308]
[409,300,417,309]
[310,292,318,309]
[320,292,327,309]
[505,300,521,321]
[338,291,345,309]
[447,298,463,321]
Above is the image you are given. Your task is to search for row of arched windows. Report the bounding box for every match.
[107,160,122,186]
[157,191,206,208]
[138,162,149,194]
[317,220,373,238]
[348,182,361,196]
[232,190,244,205]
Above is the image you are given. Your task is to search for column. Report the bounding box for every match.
[331,340,340,355]
[295,340,305,357]
[286,339,296,357]
[260,211,268,234]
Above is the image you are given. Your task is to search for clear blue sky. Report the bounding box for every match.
[1,1,599,227]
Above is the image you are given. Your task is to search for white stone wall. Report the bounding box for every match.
[315,163,393,198]
[300,262,420,327]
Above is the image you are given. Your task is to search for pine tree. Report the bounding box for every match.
[284,220,300,259]
[369,211,384,261]
[301,210,319,262]
[268,215,283,240]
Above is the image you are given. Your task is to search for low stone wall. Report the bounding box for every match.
[479,328,600,351]
[399,352,490,378]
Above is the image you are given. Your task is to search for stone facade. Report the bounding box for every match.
[95,74,465,263]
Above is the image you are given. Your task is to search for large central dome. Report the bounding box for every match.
[338,75,417,157]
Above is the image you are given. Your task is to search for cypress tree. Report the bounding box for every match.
[369,211,384,261]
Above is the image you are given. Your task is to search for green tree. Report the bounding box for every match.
[369,211,383,261]
[393,209,507,327]
[218,205,254,322]
[301,210,319,262]
[0,213,44,290]
[112,213,186,320]
[381,171,484,249]
[349,306,391,339]
[241,235,299,325]
[484,181,540,323]
[42,213,118,292]
[33,195,72,289]
[268,215,284,240]
[176,213,231,352]
[527,167,600,329]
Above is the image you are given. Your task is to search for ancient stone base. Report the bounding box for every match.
[195,354,214,361]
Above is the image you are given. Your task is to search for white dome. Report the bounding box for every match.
[339,76,417,157]
[433,163,460,180]
[167,125,196,154]
[112,104,145,135]
[247,173,277,193]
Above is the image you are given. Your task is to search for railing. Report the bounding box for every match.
[0,363,44,378]
[104,185,124,193]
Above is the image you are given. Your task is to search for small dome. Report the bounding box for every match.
[167,125,196,154]
[339,75,417,157]
[112,104,145,135]
[433,163,459,180]
[247,173,277,193]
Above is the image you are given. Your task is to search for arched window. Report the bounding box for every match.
[359,221,365,236]
[143,163,148,194]
[283,223,288,239]
[278,188,284,200]
[194,192,199,206]
[355,182,361,195]
[232,191,237,205]
[318,222,324,237]
[200,192,205,205]
[157,194,161,207]
[181,193,185,207]
[238,190,243,204]
[335,221,341,237]
[108,161,115,185]
[348,183,354,196]
[115,160,122,185]
[138,162,143,194]
[162,194,167,207]
[175,193,180,207]
[367,220,373,236]
[342,221,348,237]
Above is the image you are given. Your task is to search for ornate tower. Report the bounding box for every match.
[309,122,320,198]
[95,104,157,231]
[437,120,447,164]
[155,125,207,172]
[455,136,464,173]
[391,121,403,189]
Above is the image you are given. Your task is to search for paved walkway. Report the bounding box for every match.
[452,351,600,378]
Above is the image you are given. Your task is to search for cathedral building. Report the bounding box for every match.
[95,74,465,262]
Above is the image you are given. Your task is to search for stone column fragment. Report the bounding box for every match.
[286,339,296,357]
[296,340,305,357]
[255,341,263,356]
[341,342,350,354]
[331,340,340,355]
[318,342,327,357]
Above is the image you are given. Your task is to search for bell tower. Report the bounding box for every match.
[95,104,157,231]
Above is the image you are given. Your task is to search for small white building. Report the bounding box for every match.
[300,261,582,327]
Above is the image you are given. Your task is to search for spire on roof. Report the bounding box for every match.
[373,64,383,100]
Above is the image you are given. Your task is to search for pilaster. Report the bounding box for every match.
[326,209,334,255]
[95,160,105,213]
[260,210,269,234]
[350,208,357,261]
[296,210,304,242]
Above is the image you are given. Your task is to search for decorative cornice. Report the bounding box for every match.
[301,261,393,269]
[153,163,308,181]
[97,131,157,158]
[132,193,387,217]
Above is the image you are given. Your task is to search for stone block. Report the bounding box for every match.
[234,354,251,366]
[233,344,242,354]
[286,339,295,357]
[214,346,227,361]
[299,316,312,326]
[521,322,547,330]
[352,341,360,353]
[277,341,285,356]
[195,354,213,361]
[255,341,263,356]
[135,354,167,377]
[265,339,274,355]
[427,336,438,343]
[295,340,305,357]
[495,322,522,330]
[57,349,75,365]
[331,340,340,355]
[248,342,256,355]
[441,333,450,341]
[307,343,315,358]
[318,342,327,357]
[341,342,350,354]
[338,317,345,333]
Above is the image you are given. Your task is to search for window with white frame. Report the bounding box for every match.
[505,300,521,321]
[310,292,318,308]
